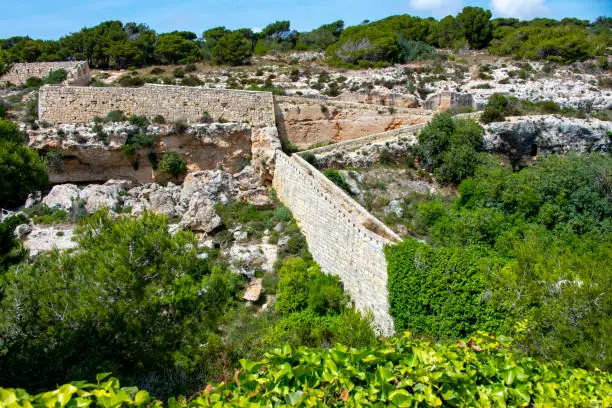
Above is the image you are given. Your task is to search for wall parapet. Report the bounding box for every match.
[303,123,425,156]
[275,95,434,116]
[0,61,90,86]
[273,149,399,335]
[38,84,275,127]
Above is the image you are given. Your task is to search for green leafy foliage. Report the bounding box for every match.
[0,118,48,209]
[386,240,508,338]
[416,113,484,184]
[4,333,610,407]
[0,211,243,393]
[481,93,587,122]
[323,169,353,195]
[456,6,493,49]
[211,31,253,66]
[0,214,28,271]
[489,22,607,63]
[158,152,187,177]
[398,153,612,370]
[44,68,68,84]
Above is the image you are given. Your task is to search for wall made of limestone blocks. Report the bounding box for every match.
[273,150,399,335]
[0,61,90,86]
[38,84,276,127]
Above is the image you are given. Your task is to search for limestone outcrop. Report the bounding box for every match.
[484,116,611,157]
[27,122,253,184]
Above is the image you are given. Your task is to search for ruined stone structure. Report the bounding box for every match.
[38,84,275,126]
[0,61,90,86]
[273,150,401,335]
[424,91,474,111]
[275,96,433,148]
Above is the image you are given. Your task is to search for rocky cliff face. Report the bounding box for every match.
[26,122,253,184]
[484,116,611,157]
[274,97,431,149]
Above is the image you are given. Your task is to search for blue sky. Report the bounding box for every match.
[0,0,610,40]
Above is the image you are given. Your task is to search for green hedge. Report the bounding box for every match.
[2,333,610,407]
[385,239,508,339]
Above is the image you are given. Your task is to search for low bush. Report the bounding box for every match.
[172,119,188,134]
[128,114,149,128]
[158,152,187,177]
[323,169,353,195]
[181,75,204,86]
[152,114,165,124]
[106,110,126,122]
[416,113,484,184]
[117,73,144,87]
[0,118,48,209]
[480,107,505,123]
[44,68,68,84]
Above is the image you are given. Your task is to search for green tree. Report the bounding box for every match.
[456,6,493,49]
[261,20,291,41]
[416,113,484,184]
[154,32,200,64]
[0,119,48,209]
[0,211,242,392]
[0,48,13,76]
[211,31,252,66]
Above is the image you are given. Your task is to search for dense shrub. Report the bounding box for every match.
[0,214,28,271]
[480,107,505,123]
[128,114,149,127]
[386,239,507,338]
[0,211,243,392]
[416,113,484,184]
[180,75,204,86]
[397,39,437,62]
[0,119,48,208]
[106,109,126,122]
[117,73,145,87]
[44,68,68,84]
[158,152,187,176]
[408,153,612,370]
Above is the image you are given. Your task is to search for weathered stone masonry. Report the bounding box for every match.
[38,84,276,127]
[273,150,401,335]
[0,61,90,86]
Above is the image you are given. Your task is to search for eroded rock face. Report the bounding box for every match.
[27,122,252,185]
[484,116,611,157]
[251,126,282,184]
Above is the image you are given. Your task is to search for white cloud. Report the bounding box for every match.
[490,0,550,19]
[409,0,463,17]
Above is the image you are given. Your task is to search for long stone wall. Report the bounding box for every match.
[273,150,400,335]
[0,61,90,86]
[38,84,276,127]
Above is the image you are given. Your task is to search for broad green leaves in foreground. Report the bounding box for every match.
[2,333,610,407]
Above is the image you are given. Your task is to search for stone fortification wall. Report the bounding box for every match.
[305,123,425,157]
[274,95,433,149]
[1,61,90,86]
[273,150,400,335]
[38,84,275,126]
